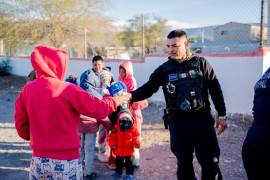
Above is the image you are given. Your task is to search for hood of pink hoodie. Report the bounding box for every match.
[118,61,137,92]
[31,46,68,80]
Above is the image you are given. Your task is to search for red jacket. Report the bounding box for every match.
[108,118,140,157]
[118,61,148,132]
[14,46,120,160]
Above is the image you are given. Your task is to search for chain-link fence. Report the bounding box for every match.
[0,0,267,59]
[102,0,266,57]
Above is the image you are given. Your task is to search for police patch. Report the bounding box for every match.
[166,82,176,94]
[168,74,178,81]
[255,67,270,89]
[179,72,189,79]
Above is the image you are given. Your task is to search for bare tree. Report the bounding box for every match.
[118,15,167,55]
[0,0,116,57]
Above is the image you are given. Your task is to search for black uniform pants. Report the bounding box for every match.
[242,124,270,180]
[115,156,134,175]
[168,113,222,180]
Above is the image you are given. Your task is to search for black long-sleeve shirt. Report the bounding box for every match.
[252,67,270,127]
[131,56,226,116]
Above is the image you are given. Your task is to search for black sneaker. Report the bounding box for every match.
[133,164,140,170]
[112,172,122,180]
[85,172,97,180]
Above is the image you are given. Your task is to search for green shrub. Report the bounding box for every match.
[0,57,12,76]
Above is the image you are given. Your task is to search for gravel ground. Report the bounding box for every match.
[0,75,250,180]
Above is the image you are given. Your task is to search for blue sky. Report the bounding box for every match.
[106,0,261,28]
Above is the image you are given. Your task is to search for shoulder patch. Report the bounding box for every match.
[168,74,178,81]
[255,68,270,89]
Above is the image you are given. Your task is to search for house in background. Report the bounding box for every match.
[214,22,267,43]
[186,22,267,54]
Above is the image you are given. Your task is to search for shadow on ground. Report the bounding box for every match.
[0,141,30,180]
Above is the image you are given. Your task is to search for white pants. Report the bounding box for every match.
[133,148,140,166]
[29,157,82,180]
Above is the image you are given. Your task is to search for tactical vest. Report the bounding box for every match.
[162,57,208,112]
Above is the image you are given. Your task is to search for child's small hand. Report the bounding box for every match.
[102,88,109,95]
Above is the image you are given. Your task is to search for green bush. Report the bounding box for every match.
[0,57,12,76]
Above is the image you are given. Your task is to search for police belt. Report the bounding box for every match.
[166,108,208,115]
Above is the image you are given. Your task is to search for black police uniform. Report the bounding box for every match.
[242,67,270,180]
[131,56,226,180]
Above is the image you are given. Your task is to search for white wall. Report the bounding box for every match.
[263,51,270,73]
[207,56,262,114]
[1,54,268,114]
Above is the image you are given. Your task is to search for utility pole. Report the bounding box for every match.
[266,0,270,45]
[0,40,3,56]
[141,14,145,57]
[259,0,265,49]
[201,28,205,44]
[84,28,87,59]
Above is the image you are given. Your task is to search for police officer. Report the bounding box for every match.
[130,30,228,180]
[242,67,270,180]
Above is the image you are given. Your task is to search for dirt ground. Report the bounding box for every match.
[0,75,250,180]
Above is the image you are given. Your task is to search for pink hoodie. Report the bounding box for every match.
[14,46,119,160]
[118,61,137,92]
[118,61,148,133]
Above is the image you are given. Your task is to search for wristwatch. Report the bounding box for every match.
[219,116,227,120]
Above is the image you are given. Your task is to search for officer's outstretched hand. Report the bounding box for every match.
[215,119,228,135]
[112,93,131,106]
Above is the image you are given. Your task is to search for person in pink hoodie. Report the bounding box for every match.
[14,46,130,180]
[118,61,148,169]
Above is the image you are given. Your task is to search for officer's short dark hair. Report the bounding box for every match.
[167,30,187,39]
[92,55,103,63]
